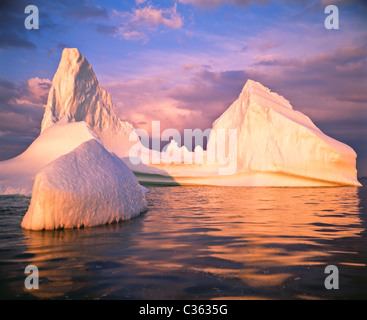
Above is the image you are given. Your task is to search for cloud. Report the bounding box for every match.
[101,64,249,139]
[0,77,51,119]
[321,0,367,7]
[66,2,108,19]
[0,78,18,105]
[104,77,198,134]
[178,0,308,8]
[0,0,36,50]
[0,32,36,50]
[40,0,108,20]
[251,44,367,102]
[95,24,119,35]
[112,4,183,41]
[103,40,367,137]
[247,43,367,128]
[18,77,52,106]
[47,42,69,56]
[258,41,280,52]
[122,30,147,42]
[168,68,248,113]
[178,0,228,7]
[0,77,50,160]
[0,0,99,51]
[0,0,110,53]
[134,4,183,29]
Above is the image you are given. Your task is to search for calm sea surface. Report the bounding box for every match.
[0,184,366,300]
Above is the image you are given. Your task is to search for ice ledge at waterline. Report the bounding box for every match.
[21,139,147,231]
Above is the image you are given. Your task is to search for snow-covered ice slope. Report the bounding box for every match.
[0,121,99,195]
[21,139,147,230]
[206,80,361,186]
[41,48,134,157]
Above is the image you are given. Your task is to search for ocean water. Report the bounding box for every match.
[0,184,366,300]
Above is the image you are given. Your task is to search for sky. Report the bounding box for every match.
[0,0,366,176]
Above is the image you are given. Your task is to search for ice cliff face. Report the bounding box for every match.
[207,80,361,186]
[41,48,134,157]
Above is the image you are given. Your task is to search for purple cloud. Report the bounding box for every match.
[0,77,51,160]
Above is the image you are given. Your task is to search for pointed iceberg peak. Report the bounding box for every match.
[53,48,96,88]
[242,79,260,89]
[40,48,135,157]
[41,48,134,132]
[41,48,105,133]
[61,47,82,60]
[240,79,293,110]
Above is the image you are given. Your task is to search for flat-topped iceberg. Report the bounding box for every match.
[205,80,361,186]
[21,139,147,230]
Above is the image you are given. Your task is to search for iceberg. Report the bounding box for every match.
[41,48,135,158]
[205,80,361,186]
[21,139,147,230]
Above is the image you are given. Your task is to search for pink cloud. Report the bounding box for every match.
[102,41,367,136]
[17,77,51,106]
[104,77,205,135]
[134,4,183,29]
[113,4,183,41]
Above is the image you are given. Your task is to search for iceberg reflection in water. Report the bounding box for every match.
[0,185,366,299]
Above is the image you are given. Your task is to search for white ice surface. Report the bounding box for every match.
[0,121,99,195]
[21,139,147,230]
